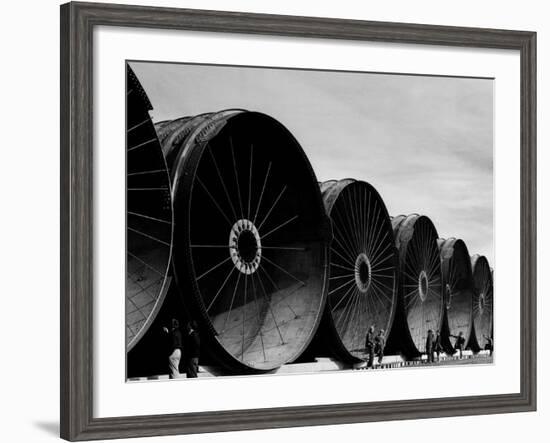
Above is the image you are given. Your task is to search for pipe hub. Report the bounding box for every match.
[354,253,372,293]
[229,219,262,275]
[418,270,429,302]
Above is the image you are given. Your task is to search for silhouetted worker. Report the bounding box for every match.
[184,320,200,378]
[374,329,385,365]
[483,334,494,356]
[434,331,443,362]
[425,329,435,363]
[162,318,183,379]
[451,331,466,358]
[365,325,375,368]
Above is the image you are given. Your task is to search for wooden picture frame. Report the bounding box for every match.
[60,1,536,440]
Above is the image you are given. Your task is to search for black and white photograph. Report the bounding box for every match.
[126,61,494,380]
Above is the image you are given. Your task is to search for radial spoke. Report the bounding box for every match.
[347,190,363,251]
[241,275,248,361]
[261,245,306,251]
[261,215,298,240]
[128,138,156,152]
[127,251,165,276]
[331,282,356,312]
[252,162,272,224]
[345,288,363,343]
[196,176,232,225]
[127,169,166,177]
[249,273,267,361]
[346,189,362,251]
[371,276,395,294]
[259,266,298,318]
[128,187,169,191]
[206,266,236,312]
[368,207,385,258]
[196,256,232,280]
[406,292,422,310]
[261,255,306,286]
[403,287,419,300]
[370,279,393,303]
[328,277,356,295]
[127,117,150,132]
[333,206,358,256]
[369,265,394,274]
[257,186,287,231]
[365,202,381,256]
[221,271,242,334]
[230,136,245,219]
[329,273,355,280]
[127,227,171,247]
[337,289,360,332]
[331,244,356,266]
[127,211,171,224]
[331,233,357,264]
[330,262,355,273]
[207,144,238,221]
[254,270,285,344]
[332,226,356,261]
[247,144,253,219]
[369,232,391,268]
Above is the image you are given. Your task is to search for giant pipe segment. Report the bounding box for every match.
[125,66,174,351]
[391,215,444,356]
[438,238,476,352]
[313,179,398,363]
[154,110,332,373]
[471,254,494,349]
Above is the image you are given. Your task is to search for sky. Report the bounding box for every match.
[130,61,494,265]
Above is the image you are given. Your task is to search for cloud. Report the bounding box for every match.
[130,62,494,264]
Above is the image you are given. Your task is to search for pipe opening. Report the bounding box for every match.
[229,219,262,275]
[354,252,372,293]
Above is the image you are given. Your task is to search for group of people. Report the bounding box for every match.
[426,330,494,361]
[366,326,492,367]
[364,326,385,368]
[163,320,492,377]
[164,319,200,379]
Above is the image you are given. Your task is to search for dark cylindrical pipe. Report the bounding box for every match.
[438,238,476,353]
[312,179,398,363]
[125,65,173,352]
[158,110,331,373]
[390,214,444,356]
[471,254,493,350]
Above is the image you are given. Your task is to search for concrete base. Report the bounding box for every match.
[127,352,493,381]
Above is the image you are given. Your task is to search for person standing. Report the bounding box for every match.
[162,318,183,379]
[451,331,466,359]
[483,334,494,356]
[434,331,443,362]
[374,329,385,365]
[425,329,435,363]
[184,320,200,378]
[365,325,375,368]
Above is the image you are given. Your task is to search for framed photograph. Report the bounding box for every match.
[60,1,536,441]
